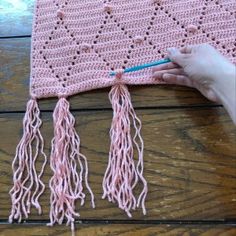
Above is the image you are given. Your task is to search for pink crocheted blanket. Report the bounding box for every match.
[9,0,235,233]
[30,0,236,98]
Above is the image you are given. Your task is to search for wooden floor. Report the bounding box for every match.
[0,1,236,235]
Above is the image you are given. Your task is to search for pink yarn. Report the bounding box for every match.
[47,97,95,232]
[102,83,147,217]
[9,99,47,223]
[30,0,235,99]
[10,0,236,233]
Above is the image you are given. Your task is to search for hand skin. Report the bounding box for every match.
[152,44,236,125]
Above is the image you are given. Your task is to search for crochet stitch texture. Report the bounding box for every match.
[9,0,236,234]
[30,0,236,98]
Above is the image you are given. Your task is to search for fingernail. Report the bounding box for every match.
[153,72,162,78]
[167,47,177,55]
[162,73,169,80]
[153,72,164,81]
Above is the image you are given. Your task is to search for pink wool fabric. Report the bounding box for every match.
[9,0,236,234]
[30,0,236,98]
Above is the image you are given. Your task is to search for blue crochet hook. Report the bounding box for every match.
[109,58,171,76]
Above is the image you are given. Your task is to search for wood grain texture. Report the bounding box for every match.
[1,1,235,234]
[0,0,33,37]
[0,107,235,220]
[0,38,214,112]
[0,224,236,236]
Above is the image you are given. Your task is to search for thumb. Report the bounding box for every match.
[167,47,188,67]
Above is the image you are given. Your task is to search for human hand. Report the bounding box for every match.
[152,43,234,102]
[152,43,236,124]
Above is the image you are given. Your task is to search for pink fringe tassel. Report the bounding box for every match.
[9,98,47,223]
[48,97,95,233]
[102,84,148,217]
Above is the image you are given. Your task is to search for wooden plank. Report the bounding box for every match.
[0,0,33,37]
[0,107,235,220]
[0,38,214,112]
[0,224,236,236]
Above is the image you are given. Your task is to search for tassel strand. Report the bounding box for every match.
[9,98,47,223]
[48,97,95,233]
[102,84,148,217]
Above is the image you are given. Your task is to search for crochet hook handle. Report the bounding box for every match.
[109,58,171,76]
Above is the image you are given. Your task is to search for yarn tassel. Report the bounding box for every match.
[102,84,148,217]
[9,98,47,223]
[48,97,95,233]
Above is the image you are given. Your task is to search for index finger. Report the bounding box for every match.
[152,61,180,72]
[179,45,193,54]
